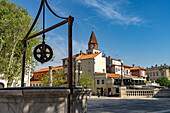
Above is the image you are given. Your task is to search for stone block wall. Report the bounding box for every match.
[0,87,89,113]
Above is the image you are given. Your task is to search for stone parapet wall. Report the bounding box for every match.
[0,87,89,113]
[119,87,161,98]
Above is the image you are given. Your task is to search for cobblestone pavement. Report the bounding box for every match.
[87,96,170,113]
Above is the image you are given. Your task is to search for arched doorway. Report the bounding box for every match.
[0,83,4,88]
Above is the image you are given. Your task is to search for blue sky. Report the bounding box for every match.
[10,0,170,70]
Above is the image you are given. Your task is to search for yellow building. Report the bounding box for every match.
[146,64,170,81]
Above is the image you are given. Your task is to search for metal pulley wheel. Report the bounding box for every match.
[33,42,53,63]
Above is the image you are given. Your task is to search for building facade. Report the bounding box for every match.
[146,64,170,81]
[30,66,63,86]
[62,30,147,96]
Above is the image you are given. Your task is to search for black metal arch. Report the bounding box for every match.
[21,0,74,112]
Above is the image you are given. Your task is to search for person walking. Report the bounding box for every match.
[97,91,100,97]
[108,91,111,97]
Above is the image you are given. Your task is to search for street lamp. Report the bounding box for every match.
[120,60,124,86]
[77,60,81,86]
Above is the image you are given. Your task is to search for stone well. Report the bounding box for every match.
[0,87,90,113]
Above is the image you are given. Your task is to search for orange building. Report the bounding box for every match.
[130,64,146,79]
[30,66,63,86]
[123,64,132,76]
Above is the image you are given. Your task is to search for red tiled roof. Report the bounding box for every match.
[62,53,86,60]
[77,53,100,60]
[32,66,63,73]
[107,73,121,78]
[123,64,132,68]
[95,72,105,74]
[30,81,43,83]
[106,56,120,61]
[130,67,146,70]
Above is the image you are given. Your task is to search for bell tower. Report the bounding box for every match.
[87,31,100,54]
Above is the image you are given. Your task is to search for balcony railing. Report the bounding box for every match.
[126,90,154,97]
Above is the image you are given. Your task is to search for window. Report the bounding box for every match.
[116,68,118,72]
[126,70,129,75]
[156,72,158,76]
[88,60,90,63]
[153,72,155,76]
[39,84,41,86]
[37,74,38,78]
[103,69,105,73]
[150,73,152,77]
[161,71,164,76]
[97,80,100,85]
[101,80,105,85]
[42,74,43,78]
[147,73,149,77]
[65,60,68,65]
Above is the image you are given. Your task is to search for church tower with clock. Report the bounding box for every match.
[87,31,100,54]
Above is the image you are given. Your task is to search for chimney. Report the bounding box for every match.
[132,64,135,67]
[164,63,166,66]
[155,64,157,67]
[80,50,82,55]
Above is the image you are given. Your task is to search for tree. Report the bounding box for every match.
[155,77,170,87]
[79,73,94,88]
[0,0,41,87]
[40,70,66,86]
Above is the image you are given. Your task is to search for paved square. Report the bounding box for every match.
[87,97,170,113]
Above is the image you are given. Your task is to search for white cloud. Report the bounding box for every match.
[82,0,143,25]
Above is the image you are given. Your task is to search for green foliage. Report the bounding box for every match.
[155,77,170,87]
[80,73,94,88]
[0,0,41,86]
[40,70,66,86]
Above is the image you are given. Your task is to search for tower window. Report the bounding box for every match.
[97,80,100,85]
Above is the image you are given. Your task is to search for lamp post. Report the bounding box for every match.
[120,60,124,86]
[77,60,81,86]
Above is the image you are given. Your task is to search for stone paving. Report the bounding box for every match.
[87,96,170,113]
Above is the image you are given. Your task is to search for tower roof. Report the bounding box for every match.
[88,31,98,44]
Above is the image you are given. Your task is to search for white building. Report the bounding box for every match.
[0,71,30,88]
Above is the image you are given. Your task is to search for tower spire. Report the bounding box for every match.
[87,31,100,54]
[88,31,98,50]
[88,30,98,45]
